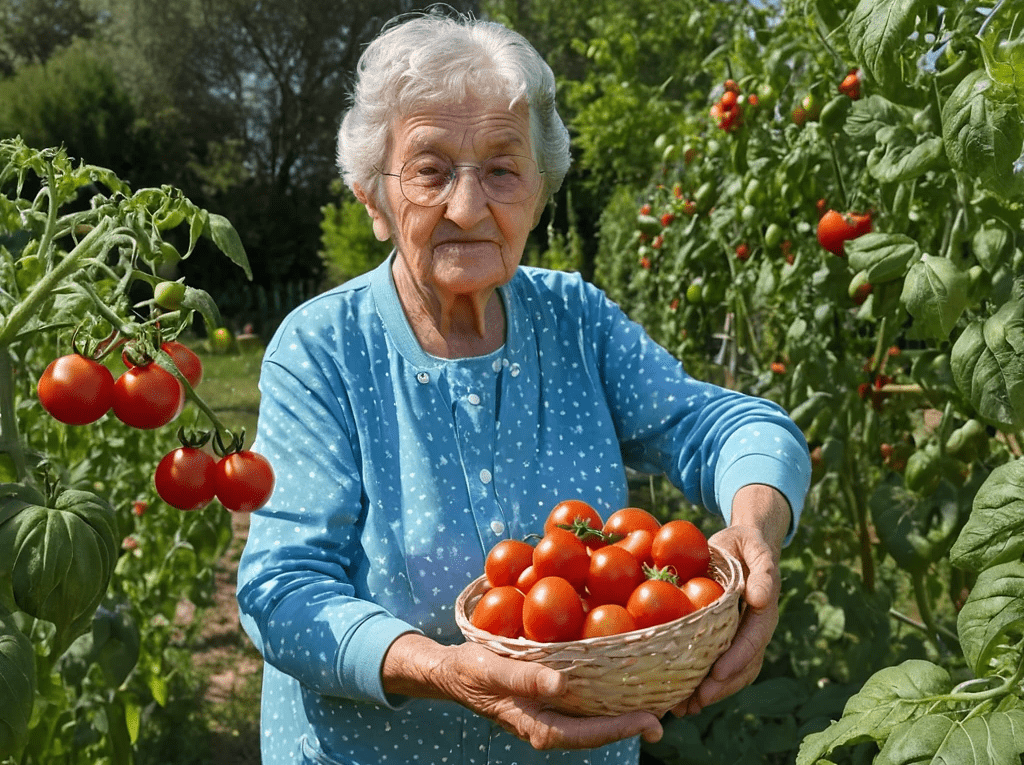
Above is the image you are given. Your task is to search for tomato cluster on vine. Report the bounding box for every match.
[155,438,275,513]
[471,500,724,643]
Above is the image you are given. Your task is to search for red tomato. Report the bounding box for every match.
[215,450,275,512]
[485,539,534,588]
[112,362,185,429]
[839,69,861,99]
[471,586,525,638]
[585,545,645,607]
[719,90,738,110]
[161,341,204,388]
[817,209,872,256]
[612,528,655,567]
[515,564,539,594]
[651,520,710,582]
[37,354,114,425]
[602,507,661,539]
[532,527,590,591]
[522,576,584,642]
[581,604,636,639]
[683,576,725,610]
[154,447,218,510]
[626,580,694,629]
[544,499,605,549]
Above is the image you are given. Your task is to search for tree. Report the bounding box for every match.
[0,0,97,77]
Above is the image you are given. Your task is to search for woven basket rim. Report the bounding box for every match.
[455,544,745,652]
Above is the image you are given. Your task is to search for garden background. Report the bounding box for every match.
[1,0,1023,763]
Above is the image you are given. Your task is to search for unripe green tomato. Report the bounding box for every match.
[685,281,703,304]
[694,181,716,212]
[157,241,181,266]
[741,204,758,224]
[154,281,186,310]
[764,223,783,249]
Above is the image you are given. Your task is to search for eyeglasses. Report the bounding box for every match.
[378,154,543,207]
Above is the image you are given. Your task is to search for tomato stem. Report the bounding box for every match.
[0,347,34,488]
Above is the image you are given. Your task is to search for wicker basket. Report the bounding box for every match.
[454,545,745,717]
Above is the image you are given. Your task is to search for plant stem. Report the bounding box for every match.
[841,470,875,593]
[0,346,33,488]
[889,607,959,645]
[911,568,946,656]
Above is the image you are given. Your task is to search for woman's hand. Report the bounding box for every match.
[673,484,791,716]
[383,633,663,750]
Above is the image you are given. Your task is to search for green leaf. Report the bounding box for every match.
[950,459,1024,572]
[847,233,920,283]
[900,255,970,340]
[942,70,1024,202]
[848,0,924,96]
[795,660,951,764]
[950,298,1024,429]
[972,219,1016,272]
[0,610,35,758]
[876,709,1024,765]
[957,561,1024,677]
[867,128,946,183]
[180,286,223,337]
[979,2,1024,114]
[870,476,961,574]
[846,95,916,141]
[203,213,252,280]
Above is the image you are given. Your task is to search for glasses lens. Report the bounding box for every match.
[398,155,540,207]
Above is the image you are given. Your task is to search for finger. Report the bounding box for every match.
[467,646,566,698]
[711,604,777,681]
[521,706,663,750]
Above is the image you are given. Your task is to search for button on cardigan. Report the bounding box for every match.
[237,256,812,765]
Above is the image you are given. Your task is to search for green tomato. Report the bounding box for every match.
[210,327,234,353]
[154,281,186,310]
[764,223,783,249]
[685,281,703,304]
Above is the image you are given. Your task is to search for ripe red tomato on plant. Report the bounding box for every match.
[37,354,115,425]
[651,520,710,581]
[161,341,204,388]
[585,545,645,607]
[839,69,861,99]
[522,576,584,642]
[155,447,218,510]
[532,527,590,590]
[626,579,694,629]
[817,209,872,256]
[215,450,275,512]
[682,576,725,610]
[544,499,605,549]
[112,362,185,429]
[603,507,661,538]
[581,604,637,639]
[471,585,525,638]
[485,539,534,588]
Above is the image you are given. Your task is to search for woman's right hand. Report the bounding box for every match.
[382,633,663,750]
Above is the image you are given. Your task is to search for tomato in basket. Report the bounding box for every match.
[532,527,590,591]
[651,520,710,582]
[612,528,655,567]
[544,499,606,549]
[585,545,645,607]
[484,539,534,588]
[682,576,725,609]
[602,507,661,538]
[471,585,525,638]
[581,604,636,638]
[626,579,695,629]
[523,576,585,642]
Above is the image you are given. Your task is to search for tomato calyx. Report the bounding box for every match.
[642,563,681,585]
[554,518,616,545]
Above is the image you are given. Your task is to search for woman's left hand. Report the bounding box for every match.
[671,484,790,717]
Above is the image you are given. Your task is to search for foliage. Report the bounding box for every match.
[0,138,250,764]
[576,0,1024,761]
[318,181,392,288]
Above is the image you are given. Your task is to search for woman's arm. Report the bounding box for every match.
[381,633,664,749]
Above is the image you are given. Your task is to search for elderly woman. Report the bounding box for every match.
[237,11,811,765]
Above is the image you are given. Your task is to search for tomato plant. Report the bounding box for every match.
[36,354,114,425]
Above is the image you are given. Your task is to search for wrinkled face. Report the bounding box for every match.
[363,95,543,299]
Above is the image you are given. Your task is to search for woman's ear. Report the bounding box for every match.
[353,184,392,242]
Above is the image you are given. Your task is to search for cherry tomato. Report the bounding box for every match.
[626,579,694,629]
[112,362,185,429]
[154,447,218,510]
[485,539,534,588]
[215,450,275,512]
[603,507,662,539]
[581,604,636,639]
[817,209,872,256]
[522,576,584,642]
[683,576,725,610]
[470,586,525,638]
[651,520,710,582]
[585,545,645,607]
[515,564,539,595]
[612,528,656,567]
[161,341,204,388]
[544,499,605,549]
[532,527,590,591]
[37,354,114,425]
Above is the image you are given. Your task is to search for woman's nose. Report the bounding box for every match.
[443,167,490,228]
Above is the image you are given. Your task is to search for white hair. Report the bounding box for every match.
[336,10,571,208]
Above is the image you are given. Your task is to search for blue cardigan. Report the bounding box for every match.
[236,256,811,765]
